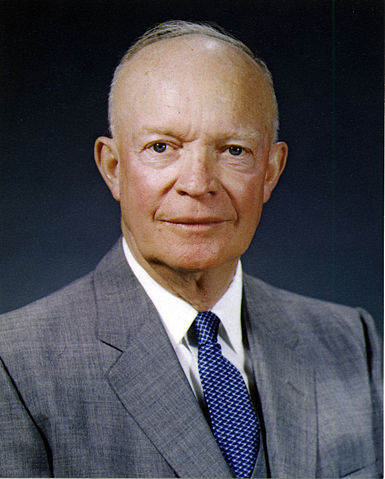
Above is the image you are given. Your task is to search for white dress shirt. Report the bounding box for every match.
[122,238,254,404]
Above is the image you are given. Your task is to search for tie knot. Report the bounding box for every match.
[194,311,220,346]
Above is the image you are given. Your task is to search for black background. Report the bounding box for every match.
[0,0,383,333]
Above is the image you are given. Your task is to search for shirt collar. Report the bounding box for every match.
[122,238,244,354]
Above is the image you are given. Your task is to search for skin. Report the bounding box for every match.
[95,35,288,311]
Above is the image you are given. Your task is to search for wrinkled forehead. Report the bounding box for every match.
[111,35,275,135]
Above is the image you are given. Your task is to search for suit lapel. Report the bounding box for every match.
[93,241,231,478]
[243,275,317,478]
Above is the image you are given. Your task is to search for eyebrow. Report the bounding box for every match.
[221,130,261,141]
[140,127,180,137]
[138,126,261,142]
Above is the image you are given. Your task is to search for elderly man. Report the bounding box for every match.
[0,21,382,478]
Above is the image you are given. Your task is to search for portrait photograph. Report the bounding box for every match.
[0,1,382,477]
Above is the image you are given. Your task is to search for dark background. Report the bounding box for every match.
[0,0,383,334]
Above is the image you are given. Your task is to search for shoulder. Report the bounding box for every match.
[243,273,380,358]
[0,239,142,364]
[243,272,363,317]
[0,240,126,352]
[0,272,97,356]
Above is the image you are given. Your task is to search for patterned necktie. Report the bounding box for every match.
[194,311,260,478]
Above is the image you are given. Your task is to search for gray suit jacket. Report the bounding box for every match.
[0,241,382,478]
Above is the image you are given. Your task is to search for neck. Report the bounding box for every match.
[124,236,238,311]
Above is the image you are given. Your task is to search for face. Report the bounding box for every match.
[96,36,287,275]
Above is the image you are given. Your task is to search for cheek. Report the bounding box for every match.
[119,162,152,207]
[231,174,265,219]
[119,161,172,229]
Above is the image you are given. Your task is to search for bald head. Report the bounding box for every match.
[108,21,279,142]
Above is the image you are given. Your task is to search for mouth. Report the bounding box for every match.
[159,218,229,229]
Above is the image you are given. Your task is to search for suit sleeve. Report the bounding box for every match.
[0,359,52,477]
[358,308,383,478]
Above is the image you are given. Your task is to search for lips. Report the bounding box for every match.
[159,217,228,225]
[156,217,232,233]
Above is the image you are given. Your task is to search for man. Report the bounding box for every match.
[0,20,382,478]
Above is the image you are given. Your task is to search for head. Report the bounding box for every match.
[95,20,288,276]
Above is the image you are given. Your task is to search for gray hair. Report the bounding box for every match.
[108,20,279,140]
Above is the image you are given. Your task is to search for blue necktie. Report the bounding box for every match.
[194,311,260,478]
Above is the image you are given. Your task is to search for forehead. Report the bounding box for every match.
[112,36,273,134]
[124,34,257,72]
[117,35,267,93]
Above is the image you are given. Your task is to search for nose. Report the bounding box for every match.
[174,148,218,197]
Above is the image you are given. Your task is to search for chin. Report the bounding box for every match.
[160,247,239,273]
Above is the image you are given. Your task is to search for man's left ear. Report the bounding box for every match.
[94,136,121,201]
[263,141,288,203]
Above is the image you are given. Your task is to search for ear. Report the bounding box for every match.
[263,141,288,203]
[94,136,121,201]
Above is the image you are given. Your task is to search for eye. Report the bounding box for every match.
[228,145,244,156]
[151,142,168,153]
